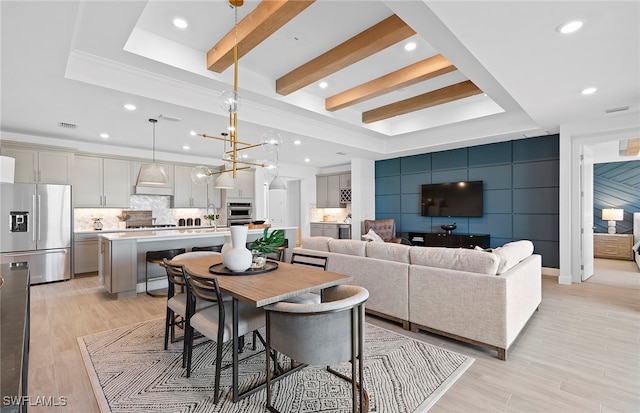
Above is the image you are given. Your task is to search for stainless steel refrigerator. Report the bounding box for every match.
[0,183,72,284]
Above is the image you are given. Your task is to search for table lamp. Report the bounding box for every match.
[602,208,624,234]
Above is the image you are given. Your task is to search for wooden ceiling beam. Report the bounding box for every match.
[626,138,640,156]
[276,14,416,96]
[207,0,315,73]
[362,80,482,124]
[325,54,456,111]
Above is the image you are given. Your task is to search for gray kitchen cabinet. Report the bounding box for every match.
[316,174,342,207]
[174,165,209,207]
[225,169,254,199]
[1,146,73,184]
[310,223,339,238]
[74,233,99,274]
[74,156,130,207]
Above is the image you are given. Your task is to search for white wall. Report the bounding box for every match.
[350,158,375,240]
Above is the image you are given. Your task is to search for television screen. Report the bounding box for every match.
[421,180,483,217]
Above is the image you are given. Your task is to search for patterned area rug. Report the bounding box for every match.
[78,318,473,413]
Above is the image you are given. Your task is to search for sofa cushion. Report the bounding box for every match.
[328,239,367,256]
[362,228,384,242]
[493,240,534,274]
[301,237,332,251]
[366,241,411,263]
[409,246,500,275]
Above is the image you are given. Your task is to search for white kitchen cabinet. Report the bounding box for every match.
[339,173,351,189]
[173,165,209,207]
[1,147,73,184]
[207,182,222,209]
[74,233,99,274]
[316,174,341,207]
[74,156,130,207]
[225,169,254,199]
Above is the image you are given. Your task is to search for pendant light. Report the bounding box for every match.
[268,137,286,191]
[137,119,169,186]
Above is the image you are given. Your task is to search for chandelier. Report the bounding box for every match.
[192,0,282,189]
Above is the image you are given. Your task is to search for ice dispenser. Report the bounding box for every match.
[10,211,28,232]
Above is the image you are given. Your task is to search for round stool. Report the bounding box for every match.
[145,248,186,296]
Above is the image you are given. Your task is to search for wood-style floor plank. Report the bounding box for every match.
[26,259,639,412]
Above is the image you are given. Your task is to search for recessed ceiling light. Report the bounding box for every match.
[190,130,197,136]
[124,103,136,111]
[304,158,310,163]
[242,154,248,159]
[173,18,188,29]
[404,42,416,51]
[580,87,597,95]
[182,145,190,150]
[293,140,301,145]
[319,81,328,89]
[99,133,109,139]
[557,20,583,34]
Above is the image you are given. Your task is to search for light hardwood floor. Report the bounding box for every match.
[27,265,639,412]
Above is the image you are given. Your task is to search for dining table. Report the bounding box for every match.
[173,254,353,402]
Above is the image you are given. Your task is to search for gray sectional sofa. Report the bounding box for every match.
[293,237,542,360]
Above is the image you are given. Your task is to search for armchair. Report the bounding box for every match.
[363,219,411,245]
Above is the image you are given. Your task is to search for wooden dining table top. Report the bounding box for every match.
[172,255,352,307]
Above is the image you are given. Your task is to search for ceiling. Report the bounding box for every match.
[1,1,639,170]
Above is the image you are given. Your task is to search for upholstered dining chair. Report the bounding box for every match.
[264,284,369,413]
[363,219,411,245]
[183,269,265,404]
[163,251,219,366]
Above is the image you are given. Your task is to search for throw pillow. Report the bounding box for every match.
[361,228,384,242]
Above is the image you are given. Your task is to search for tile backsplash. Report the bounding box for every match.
[309,205,350,223]
[73,195,217,231]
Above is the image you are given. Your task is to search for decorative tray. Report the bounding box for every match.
[209,261,278,276]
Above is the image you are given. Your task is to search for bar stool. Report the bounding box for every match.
[191,245,223,252]
[146,248,186,297]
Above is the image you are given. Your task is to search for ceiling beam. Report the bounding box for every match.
[626,138,640,156]
[325,54,456,111]
[362,80,482,124]
[207,0,315,73]
[276,14,416,96]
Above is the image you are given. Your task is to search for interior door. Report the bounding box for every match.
[581,146,594,281]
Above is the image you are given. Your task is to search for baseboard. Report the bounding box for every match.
[542,267,559,277]
[137,278,168,293]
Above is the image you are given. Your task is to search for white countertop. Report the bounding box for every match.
[310,221,351,225]
[75,225,216,234]
[98,227,297,242]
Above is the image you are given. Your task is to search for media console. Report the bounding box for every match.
[408,232,490,249]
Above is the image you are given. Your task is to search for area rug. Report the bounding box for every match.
[78,318,473,413]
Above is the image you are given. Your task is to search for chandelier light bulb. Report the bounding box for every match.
[261,130,283,154]
[219,90,241,113]
[191,165,213,185]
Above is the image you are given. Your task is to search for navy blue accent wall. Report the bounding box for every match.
[375,134,560,268]
[593,160,640,235]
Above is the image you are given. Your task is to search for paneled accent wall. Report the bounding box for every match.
[593,160,640,234]
[375,134,559,268]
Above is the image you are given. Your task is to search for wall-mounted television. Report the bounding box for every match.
[421,180,483,217]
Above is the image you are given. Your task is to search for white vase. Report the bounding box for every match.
[225,226,252,272]
[220,234,232,267]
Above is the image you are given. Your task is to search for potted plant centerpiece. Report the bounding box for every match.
[250,227,284,269]
[203,214,219,229]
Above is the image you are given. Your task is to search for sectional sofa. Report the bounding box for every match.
[293,237,542,360]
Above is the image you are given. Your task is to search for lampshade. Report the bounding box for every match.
[214,172,235,189]
[269,175,286,191]
[602,208,624,221]
[0,156,15,183]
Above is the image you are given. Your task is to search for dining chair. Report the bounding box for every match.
[146,248,186,296]
[163,251,219,366]
[285,252,329,304]
[184,269,265,404]
[264,284,369,413]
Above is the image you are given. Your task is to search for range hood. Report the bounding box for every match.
[135,163,173,195]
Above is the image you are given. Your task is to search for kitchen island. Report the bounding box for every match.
[98,227,298,299]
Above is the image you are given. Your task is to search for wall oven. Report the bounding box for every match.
[227,202,253,226]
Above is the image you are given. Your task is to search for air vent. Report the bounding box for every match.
[336,151,347,156]
[158,114,182,121]
[605,106,630,114]
[58,122,77,129]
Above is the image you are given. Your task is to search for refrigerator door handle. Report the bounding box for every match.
[38,194,42,241]
[32,194,37,242]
